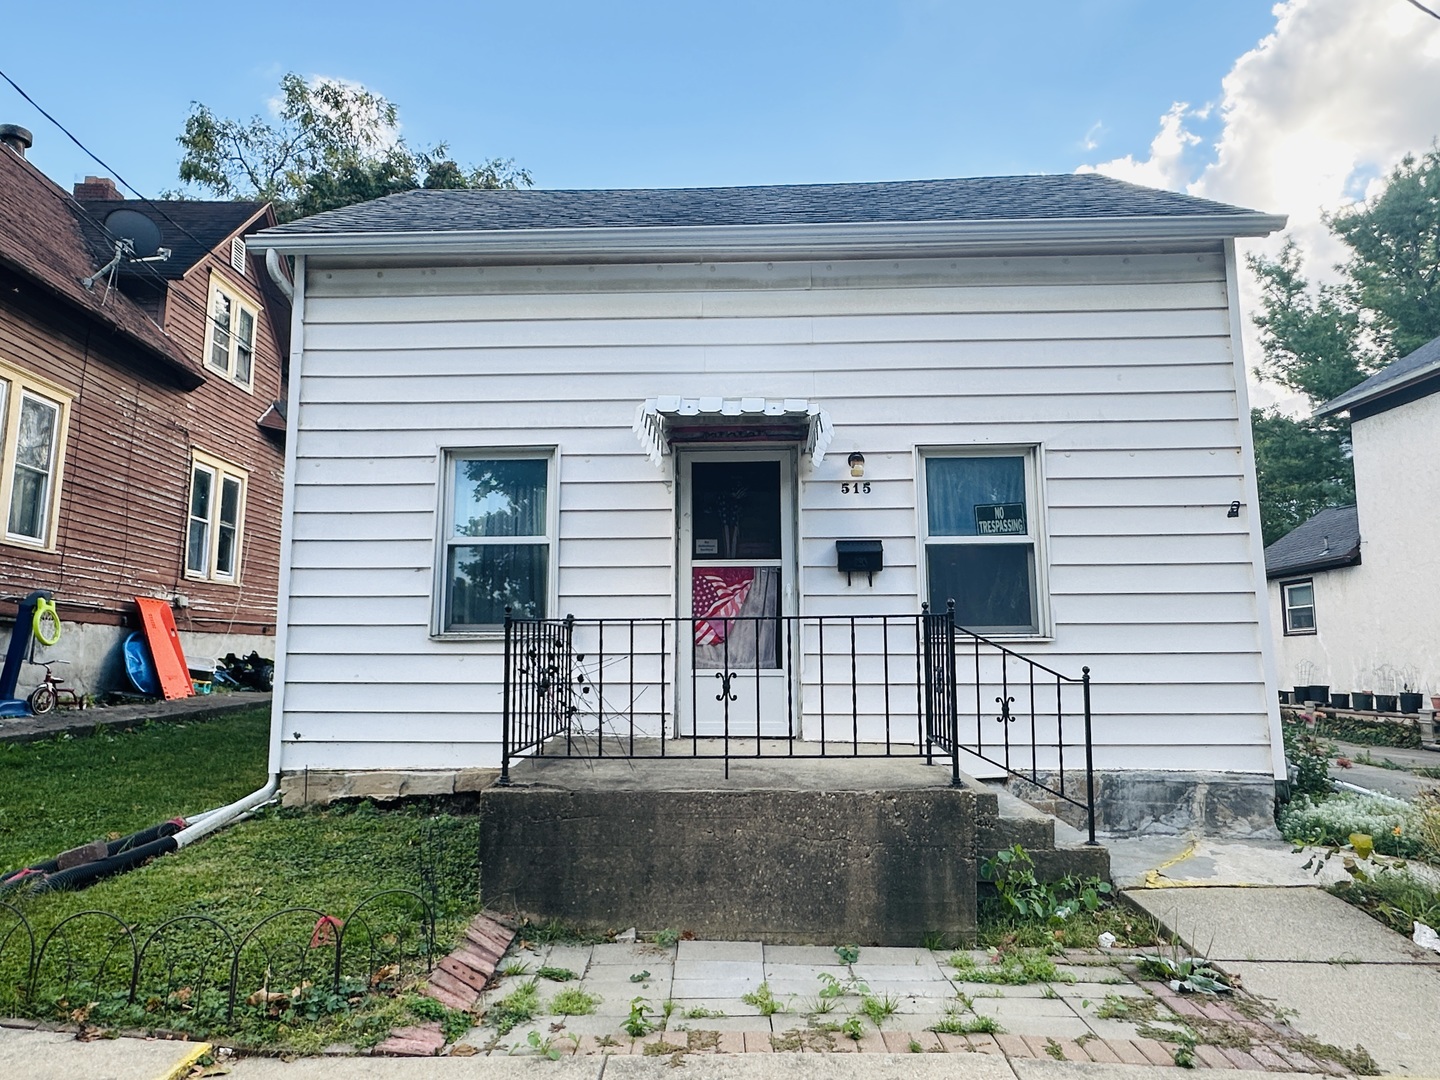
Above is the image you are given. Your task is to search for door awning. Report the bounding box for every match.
[633,397,834,467]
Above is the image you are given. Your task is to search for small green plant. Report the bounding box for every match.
[980,844,1113,924]
[930,1010,1003,1035]
[536,966,577,982]
[742,981,786,1016]
[840,1015,864,1040]
[526,1031,562,1059]
[490,979,541,1035]
[950,948,1071,985]
[908,1038,925,1053]
[922,931,948,950]
[1171,1028,1198,1068]
[835,945,860,964]
[1131,952,1231,995]
[1044,1037,1066,1060]
[1282,713,1336,797]
[860,992,899,1027]
[499,959,532,977]
[550,988,599,1016]
[816,970,870,1000]
[623,996,655,1038]
[684,1006,726,1019]
[653,928,680,947]
[629,970,651,983]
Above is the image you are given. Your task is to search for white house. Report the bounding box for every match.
[250,175,1287,835]
[1266,335,1440,707]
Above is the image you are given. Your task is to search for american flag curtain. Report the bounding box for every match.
[692,566,755,646]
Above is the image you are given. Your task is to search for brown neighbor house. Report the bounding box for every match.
[0,123,289,698]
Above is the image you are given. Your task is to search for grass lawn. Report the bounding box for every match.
[0,710,483,1051]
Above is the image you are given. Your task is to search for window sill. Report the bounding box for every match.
[431,629,507,643]
[1282,629,1318,637]
[184,572,242,588]
[0,534,55,553]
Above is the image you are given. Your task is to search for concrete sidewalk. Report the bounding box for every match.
[0,1024,209,1080]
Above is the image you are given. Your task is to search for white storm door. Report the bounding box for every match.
[678,452,796,737]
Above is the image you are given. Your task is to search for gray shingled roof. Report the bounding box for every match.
[76,200,266,279]
[1319,334,1440,417]
[265,174,1270,236]
[1265,505,1362,579]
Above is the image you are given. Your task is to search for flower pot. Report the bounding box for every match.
[1431,695,1440,711]
[1293,685,1311,702]
[1308,685,1330,705]
[1330,693,1350,709]
[1353,692,1375,710]
[1278,690,1291,704]
[1376,694,1399,713]
[1399,692,1424,714]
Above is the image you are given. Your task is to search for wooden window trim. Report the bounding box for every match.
[0,361,71,552]
[202,270,258,393]
[185,449,248,586]
[1281,578,1317,636]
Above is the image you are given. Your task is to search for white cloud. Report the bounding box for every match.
[1081,121,1103,152]
[1078,0,1440,410]
[1079,102,1200,191]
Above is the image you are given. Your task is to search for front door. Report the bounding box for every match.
[678,451,796,737]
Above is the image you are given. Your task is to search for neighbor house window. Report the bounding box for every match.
[1282,580,1316,635]
[922,449,1046,636]
[186,451,246,582]
[440,452,554,630]
[203,274,257,388]
[0,365,69,549]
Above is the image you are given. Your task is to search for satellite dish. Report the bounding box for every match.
[102,208,163,259]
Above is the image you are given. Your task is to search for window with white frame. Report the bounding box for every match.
[922,449,1046,635]
[186,452,246,582]
[440,452,554,630]
[1282,579,1316,635]
[0,365,69,549]
[203,274,257,389]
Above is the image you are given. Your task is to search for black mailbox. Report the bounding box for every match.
[836,539,884,585]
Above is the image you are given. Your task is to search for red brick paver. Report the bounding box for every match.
[1194,1044,1239,1069]
[995,1033,1036,1058]
[374,1023,445,1057]
[1133,1037,1179,1066]
[1080,1038,1123,1064]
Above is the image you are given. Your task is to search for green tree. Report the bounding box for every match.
[1246,143,1440,544]
[176,73,530,222]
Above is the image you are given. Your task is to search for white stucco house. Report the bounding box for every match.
[1266,335,1440,708]
[249,175,1288,834]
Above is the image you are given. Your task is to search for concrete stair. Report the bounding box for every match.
[971,778,1110,882]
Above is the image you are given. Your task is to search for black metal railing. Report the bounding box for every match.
[502,602,1096,842]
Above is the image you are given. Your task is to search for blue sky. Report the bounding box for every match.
[4,1,1280,198]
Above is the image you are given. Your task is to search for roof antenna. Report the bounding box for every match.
[81,208,172,303]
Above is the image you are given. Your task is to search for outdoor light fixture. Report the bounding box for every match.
[847,452,865,478]
[1227,501,1241,518]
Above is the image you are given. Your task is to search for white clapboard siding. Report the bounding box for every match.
[276,249,1276,778]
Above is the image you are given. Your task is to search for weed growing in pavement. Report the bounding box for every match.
[950,948,1071,984]
[1094,993,1160,1021]
[834,945,860,964]
[490,979,541,1035]
[549,988,599,1016]
[536,966,577,982]
[859,992,899,1027]
[742,981,787,1016]
[980,844,1112,923]
[652,928,680,947]
[1131,950,1231,995]
[524,1031,563,1060]
[499,960,532,978]
[930,1008,1003,1035]
[1044,1037,1066,1060]
[840,1015,864,1040]
[622,997,655,1038]
[683,1006,726,1019]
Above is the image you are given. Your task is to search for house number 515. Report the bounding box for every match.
[840,482,872,494]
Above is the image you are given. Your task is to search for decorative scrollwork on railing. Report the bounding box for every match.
[714,669,739,702]
[995,694,1015,724]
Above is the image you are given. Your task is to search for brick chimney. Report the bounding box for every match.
[74,175,122,200]
[0,124,33,157]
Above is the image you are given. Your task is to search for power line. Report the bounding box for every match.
[0,64,244,274]
[1402,0,1440,20]
[0,66,275,360]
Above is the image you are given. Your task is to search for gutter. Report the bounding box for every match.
[1318,358,1440,417]
[245,212,1289,262]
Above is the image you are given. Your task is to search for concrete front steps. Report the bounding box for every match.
[478,750,1108,945]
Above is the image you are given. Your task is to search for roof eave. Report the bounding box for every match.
[1318,356,1440,417]
[247,212,1289,261]
[1266,549,1362,579]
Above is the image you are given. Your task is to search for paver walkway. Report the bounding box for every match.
[447,937,1346,1071]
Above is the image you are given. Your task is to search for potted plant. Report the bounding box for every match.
[1308,684,1330,706]
[1354,690,1375,710]
[1431,693,1440,711]
[1377,692,1399,713]
[1330,692,1350,709]
[1399,685,1424,714]
[1278,690,1292,705]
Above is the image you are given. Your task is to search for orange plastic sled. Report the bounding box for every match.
[133,597,195,701]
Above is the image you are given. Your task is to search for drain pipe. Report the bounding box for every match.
[173,776,280,850]
[265,248,294,300]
